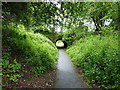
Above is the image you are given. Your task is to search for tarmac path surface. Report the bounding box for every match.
[55,49,85,88]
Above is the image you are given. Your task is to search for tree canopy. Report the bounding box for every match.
[2,2,120,32]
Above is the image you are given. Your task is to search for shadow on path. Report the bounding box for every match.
[55,49,85,88]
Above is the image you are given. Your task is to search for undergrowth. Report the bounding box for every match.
[67,33,120,89]
[2,22,58,82]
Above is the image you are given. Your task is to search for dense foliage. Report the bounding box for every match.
[3,2,120,33]
[2,1,120,88]
[67,31,119,88]
[62,2,120,89]
[62,25,88,46]
[2,2,60,83]
[2,23,58,81]
[61,2,120,32]
[2,2,60,32]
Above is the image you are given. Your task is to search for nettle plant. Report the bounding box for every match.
[2,52,22,82]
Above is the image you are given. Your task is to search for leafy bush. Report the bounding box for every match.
[2,23,58,76]
[67,33,119,89]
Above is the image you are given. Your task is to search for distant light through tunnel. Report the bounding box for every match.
[56,40,64,47]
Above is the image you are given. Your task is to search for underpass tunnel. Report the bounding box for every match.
[55,39,67,48]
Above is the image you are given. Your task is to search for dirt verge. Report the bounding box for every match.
[2,69,56,89]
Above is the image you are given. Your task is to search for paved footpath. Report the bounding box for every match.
[55,49,86,88]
